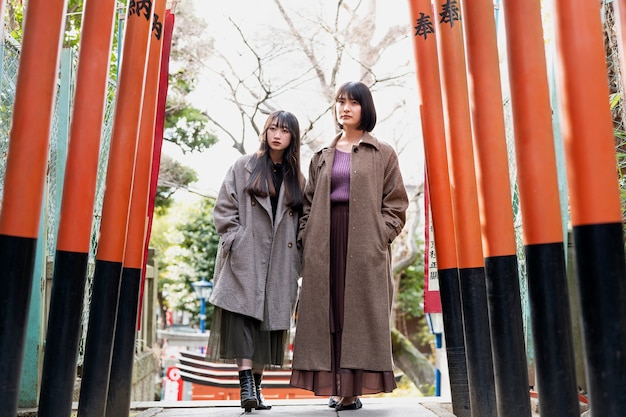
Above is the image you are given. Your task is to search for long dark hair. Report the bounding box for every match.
[245,110,304,210]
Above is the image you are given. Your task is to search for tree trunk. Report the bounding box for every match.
[391,327,436,395]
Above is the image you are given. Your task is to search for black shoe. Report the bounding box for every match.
[328,396,339,408]
[253,373,272,410]
[335,397,363,411]
[238,370,258,412]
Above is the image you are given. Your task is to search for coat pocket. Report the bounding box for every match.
[218,227,241,258]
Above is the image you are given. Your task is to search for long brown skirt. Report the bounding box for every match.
[290,203,396,396]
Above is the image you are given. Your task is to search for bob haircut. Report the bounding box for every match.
[334,81,377,132]
[244,110,304,210]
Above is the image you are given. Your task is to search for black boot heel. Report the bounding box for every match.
[238,369,258,412]
[253,373,272,410]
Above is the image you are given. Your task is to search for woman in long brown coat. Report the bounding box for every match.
[207,110,304,412]
[290,81,409,411]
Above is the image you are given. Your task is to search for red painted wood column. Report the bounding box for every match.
[500,0,581,415]
[0,1,69,415]
[138,8,175,327]
[408,1,469,415]
[461,0,532,415]
[553,1,626,415]
[77,0,153,415]
[37,1,119,416]
[432,0,496,415]
[105,1,166,415]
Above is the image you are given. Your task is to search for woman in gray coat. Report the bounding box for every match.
[290,82,409,411]
[207,110,304,412]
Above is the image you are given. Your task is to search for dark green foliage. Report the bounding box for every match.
[155,155,199,212]
[398,261,425,320]
[177,197,219,327]
[178,197,219,282]
[164,106,218,154]
[396,241,433,349]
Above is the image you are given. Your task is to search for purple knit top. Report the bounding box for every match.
[330,149,351,203]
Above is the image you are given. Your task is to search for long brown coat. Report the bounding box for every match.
[292,132,408,372]
[209,154,301,331]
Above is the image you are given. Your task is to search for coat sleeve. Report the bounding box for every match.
[213,164,242,252]
[297,153,318,249]
[381,146,409,244]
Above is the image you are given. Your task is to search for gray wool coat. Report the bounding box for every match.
[291,132,409,372]
[209,153,301,331]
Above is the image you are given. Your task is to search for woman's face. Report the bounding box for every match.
[336,94,362,129]
[266,121,292,155]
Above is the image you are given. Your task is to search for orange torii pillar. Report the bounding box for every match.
[76,1,153,416]
[37,1,120,416]
[432,0,497,415]
[461,0,533,415]
[138,8,175,327]
[409,1,470,415]
[0,1,69,416]
[500,0,581,416]
[105,1,166,415]
[553,1,626,416]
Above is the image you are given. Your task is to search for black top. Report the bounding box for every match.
[270,163,283,219]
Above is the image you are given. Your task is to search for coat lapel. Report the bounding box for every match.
[272,186,287,229]
[244,155,275,223]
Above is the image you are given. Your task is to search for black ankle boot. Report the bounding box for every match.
[253,373,272,410]
[238,370,258,412]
